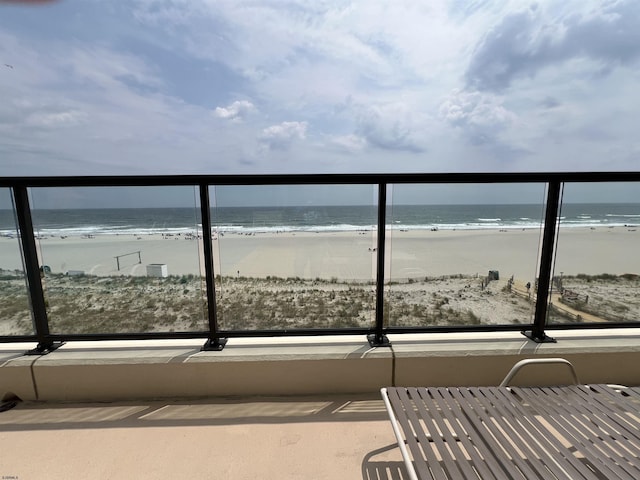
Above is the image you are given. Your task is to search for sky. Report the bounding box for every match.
[1,0,640,179]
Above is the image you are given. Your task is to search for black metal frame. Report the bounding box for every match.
[199,184,227,351]
[368,183,391,347]
[523,181,561,343]
[2,172,639,353]
[12,187,64,354]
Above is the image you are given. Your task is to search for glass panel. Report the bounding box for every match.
[0,189,35,336]
[29,186,207,334]
[548,182,640,325]
[385,183,546,327]
[211,185,377,330]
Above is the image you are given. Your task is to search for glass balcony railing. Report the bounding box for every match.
[211,185,377,331]
[548,182,640,325]
[0,188,34,337]
[28,186,208,335]
[385,183,546,328]
[1,173,639,353]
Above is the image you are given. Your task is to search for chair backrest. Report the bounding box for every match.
[499,357,579,387]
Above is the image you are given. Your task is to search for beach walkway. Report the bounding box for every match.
[511,280,607,323]
[548,292,605,323]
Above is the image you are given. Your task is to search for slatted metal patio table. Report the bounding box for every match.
[381,384,640,480]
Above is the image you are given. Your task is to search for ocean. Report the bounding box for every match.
[1,203,640,237]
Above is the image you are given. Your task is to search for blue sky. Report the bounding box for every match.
[1,0,640,177]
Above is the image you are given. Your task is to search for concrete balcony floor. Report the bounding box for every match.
[0,393,405,480]
[2,329,640,479]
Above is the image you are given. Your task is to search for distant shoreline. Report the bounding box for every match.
[2,202,640,237]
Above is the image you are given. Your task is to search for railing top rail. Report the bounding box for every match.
[2,171,640,188]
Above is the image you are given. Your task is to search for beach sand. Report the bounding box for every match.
[2,226,638,280]
[1,226,638,335]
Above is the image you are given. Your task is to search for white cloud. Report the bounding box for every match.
[214,100,256,122]
[259,121,308,150]
[356,102,429,153]
[440,89,515,143]
[0,29,250,175]
[24,110,87,128]
[2,1,640,175]
[328,134,367,153]
[129,1,469,110]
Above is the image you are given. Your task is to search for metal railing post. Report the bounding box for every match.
[523,181,562,343]
[199,184,227,351]
[12,187,63,354]
[368,183,391,347]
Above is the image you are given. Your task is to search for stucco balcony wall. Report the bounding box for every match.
[2,329,640,402]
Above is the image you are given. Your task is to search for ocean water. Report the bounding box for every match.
[1,203,640,237]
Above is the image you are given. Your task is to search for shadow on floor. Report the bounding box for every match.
[0,394,390,431]
[361,443,411,480]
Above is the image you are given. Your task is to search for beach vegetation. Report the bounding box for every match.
[0,289,33,335]
[550,273,640,323]
[620,273,639,281]
[575,273,618,283]
[5,269,637,335]
[465,310,481,325]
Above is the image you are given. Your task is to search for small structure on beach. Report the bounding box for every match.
[146,264,168,278]
[114,250,142,271]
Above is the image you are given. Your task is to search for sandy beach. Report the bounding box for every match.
[1,226,639,335]
[2,226,638,280]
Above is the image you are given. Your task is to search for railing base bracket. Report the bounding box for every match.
[24,341,65,356]
[201,338,228,351]
[367,334,391,348]
[522,330,557,344]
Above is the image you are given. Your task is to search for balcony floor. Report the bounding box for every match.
[0,394,406,480]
